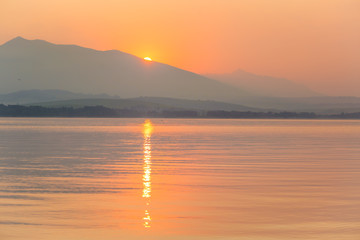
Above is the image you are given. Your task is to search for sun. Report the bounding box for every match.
[144,57,152,61]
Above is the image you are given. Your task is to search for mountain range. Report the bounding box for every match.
[0,90,260,112]
[0,37,249,103]
[0,37,359,114]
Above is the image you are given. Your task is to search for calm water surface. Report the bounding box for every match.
[0,118,359,240]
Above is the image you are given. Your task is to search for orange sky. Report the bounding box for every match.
[1,0,359,96]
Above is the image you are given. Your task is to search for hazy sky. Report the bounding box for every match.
[1,0,359,96]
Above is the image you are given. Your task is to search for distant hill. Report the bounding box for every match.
[27,96,262,112]
[0,89,114,105]
[130,97,260,111]
[24,93,360,114]
[3,89,360,114]
[0,37,250,103]
[28,98,171,111]
[206,69,320,98]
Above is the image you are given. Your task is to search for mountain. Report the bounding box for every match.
[206,69,320,98]
[1,37,359,114]
[0,37,250,103]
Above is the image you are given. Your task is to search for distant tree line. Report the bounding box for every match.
[0,104,360,119]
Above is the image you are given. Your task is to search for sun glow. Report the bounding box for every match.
[143,119,153,137]
[142,119,153,228]
[144,57,152,61]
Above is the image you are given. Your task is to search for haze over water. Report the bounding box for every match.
[0,118,360,240]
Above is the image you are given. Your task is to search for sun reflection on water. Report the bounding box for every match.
[142,119,153,228]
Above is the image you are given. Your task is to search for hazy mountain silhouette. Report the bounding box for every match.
[206,69,320,98]
[1,37,359,114]
[0,37,250,102]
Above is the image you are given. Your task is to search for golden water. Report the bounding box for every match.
[0,118,359,240]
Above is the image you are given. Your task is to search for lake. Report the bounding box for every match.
[0,118,359,240]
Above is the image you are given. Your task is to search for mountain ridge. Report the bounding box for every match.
[0,36,251,103]
[0,89,262,112]
[1,37,359,114]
